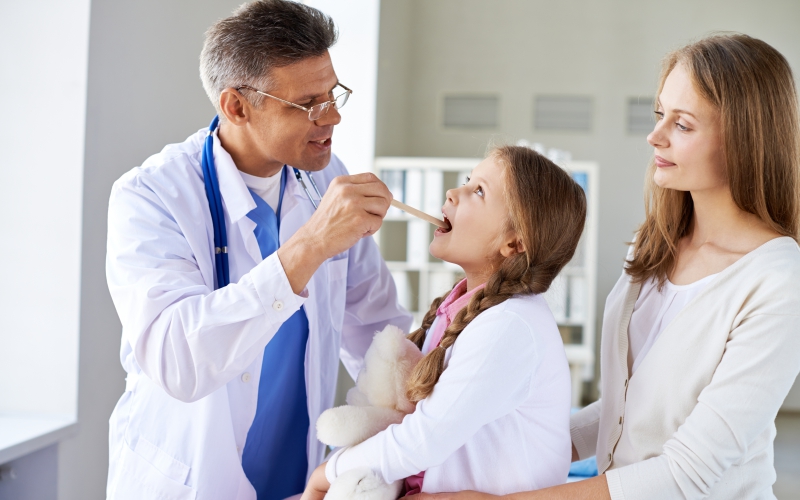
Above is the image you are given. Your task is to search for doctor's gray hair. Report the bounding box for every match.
[200,0,338,113]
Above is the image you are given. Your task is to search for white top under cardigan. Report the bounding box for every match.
[627,273,717,375]
[326,294,572,494]
[570,237,800,500]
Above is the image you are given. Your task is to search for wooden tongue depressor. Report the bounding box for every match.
[390,199,449,228]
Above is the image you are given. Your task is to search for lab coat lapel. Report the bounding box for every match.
[211,131,264,265]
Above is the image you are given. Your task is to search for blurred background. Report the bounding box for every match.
[1,0,799,498]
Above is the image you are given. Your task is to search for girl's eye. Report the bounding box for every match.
[654,111,664,121]
[475,186,484,197]
[676,122,689,132]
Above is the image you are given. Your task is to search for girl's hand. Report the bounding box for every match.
[406,492,499,500]
[300,463,330,500]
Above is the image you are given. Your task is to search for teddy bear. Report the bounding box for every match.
[315,324,424,500]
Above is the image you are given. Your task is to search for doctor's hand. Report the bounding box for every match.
[279,173,392,294]
[300,462,330,500]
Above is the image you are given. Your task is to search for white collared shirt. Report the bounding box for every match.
[326,294,572,494]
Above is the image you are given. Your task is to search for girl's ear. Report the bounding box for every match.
[499,233,526,258]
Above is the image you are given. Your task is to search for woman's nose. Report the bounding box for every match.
[647,119,668,149]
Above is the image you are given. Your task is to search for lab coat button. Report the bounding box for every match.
[273,300,284,311]
[241,372,251,383]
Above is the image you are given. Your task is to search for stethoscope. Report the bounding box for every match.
[201,116,323,289]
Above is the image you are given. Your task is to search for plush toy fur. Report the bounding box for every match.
[316,325,423,500]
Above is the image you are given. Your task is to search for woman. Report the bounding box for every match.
[409,33,800,500]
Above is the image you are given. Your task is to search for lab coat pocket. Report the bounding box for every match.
[113,438,196,500]
[328,257,348,329]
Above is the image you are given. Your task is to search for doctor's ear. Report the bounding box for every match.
[218,88,251,126]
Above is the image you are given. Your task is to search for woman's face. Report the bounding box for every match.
[430,156,515,278]
[648,62,726,193]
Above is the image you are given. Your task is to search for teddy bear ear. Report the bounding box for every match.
[316,406,405,447]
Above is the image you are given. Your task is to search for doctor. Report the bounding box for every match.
[105,1,412,499]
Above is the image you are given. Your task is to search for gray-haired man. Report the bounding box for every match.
[105,1,411,499]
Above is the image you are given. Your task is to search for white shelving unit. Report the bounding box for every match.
[374,156,599,407]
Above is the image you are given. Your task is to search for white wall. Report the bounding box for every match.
[303,0,381,175]
[58,1,242,498]
[0,0,90,417]
[375,0,800,403]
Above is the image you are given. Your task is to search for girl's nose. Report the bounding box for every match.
[445,188,458,206]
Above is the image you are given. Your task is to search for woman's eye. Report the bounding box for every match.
[676,122,689,131]
[654,111,664,121]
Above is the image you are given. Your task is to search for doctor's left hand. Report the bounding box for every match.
[300,462,330,500]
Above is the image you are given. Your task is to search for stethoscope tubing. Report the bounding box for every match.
[202,116,322,289]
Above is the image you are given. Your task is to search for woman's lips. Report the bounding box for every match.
[655,155,676,167]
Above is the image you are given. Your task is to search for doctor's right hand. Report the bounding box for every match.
[278,172,392,294]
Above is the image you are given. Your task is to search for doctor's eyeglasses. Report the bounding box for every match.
[236,83,352,121]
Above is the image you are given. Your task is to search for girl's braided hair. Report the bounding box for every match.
[406,146,587,403]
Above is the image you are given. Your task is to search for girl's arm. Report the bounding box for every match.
[327,309,539,484]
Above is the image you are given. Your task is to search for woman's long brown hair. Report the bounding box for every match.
[405,146,587,403]
[627,34,800,287]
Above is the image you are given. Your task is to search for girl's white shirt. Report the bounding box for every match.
[326,294,573,494]
[628,273,718,375]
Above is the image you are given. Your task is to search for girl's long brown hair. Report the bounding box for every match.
[627,34,800,286]
[406,146,587,403]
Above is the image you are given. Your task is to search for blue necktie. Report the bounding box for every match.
[241,186,310,500]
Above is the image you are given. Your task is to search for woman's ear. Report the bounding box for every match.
[499,233,526,258]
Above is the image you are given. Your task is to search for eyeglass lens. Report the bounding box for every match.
[308,88,350,121]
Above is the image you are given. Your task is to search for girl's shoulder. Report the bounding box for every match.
[462,294,559,342]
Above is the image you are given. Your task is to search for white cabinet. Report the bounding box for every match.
[375,156,599,407]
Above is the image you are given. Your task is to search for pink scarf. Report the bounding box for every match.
[403,279,485,496]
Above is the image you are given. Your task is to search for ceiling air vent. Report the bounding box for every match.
[628,97,655,134]
[443,95,499,129]
[534,95,592,132]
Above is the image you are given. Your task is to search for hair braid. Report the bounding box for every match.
[407,254,538,403]
[407,292,449,350]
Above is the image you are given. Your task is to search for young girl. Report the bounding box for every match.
[303,145,587,497]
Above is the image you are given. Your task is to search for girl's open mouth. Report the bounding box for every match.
[435,215,452,236]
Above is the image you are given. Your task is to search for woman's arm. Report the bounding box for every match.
[406,475,611,500]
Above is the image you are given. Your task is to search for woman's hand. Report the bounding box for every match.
[406,492,499,500]
[300,463,330,500]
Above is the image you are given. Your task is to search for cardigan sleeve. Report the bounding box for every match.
[570,399,602,460]
[326,309,538,483]
[606,311,800,500]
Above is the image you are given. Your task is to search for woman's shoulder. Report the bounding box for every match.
[737,236,800,282]
[714,236,800,314]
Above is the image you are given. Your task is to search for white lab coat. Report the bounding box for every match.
[105,127,412,500]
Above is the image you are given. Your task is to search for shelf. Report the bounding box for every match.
[0,414,77,464]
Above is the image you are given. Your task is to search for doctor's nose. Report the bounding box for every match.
[314,103,341,127]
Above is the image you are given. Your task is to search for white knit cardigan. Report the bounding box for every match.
[571,237,800,500]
